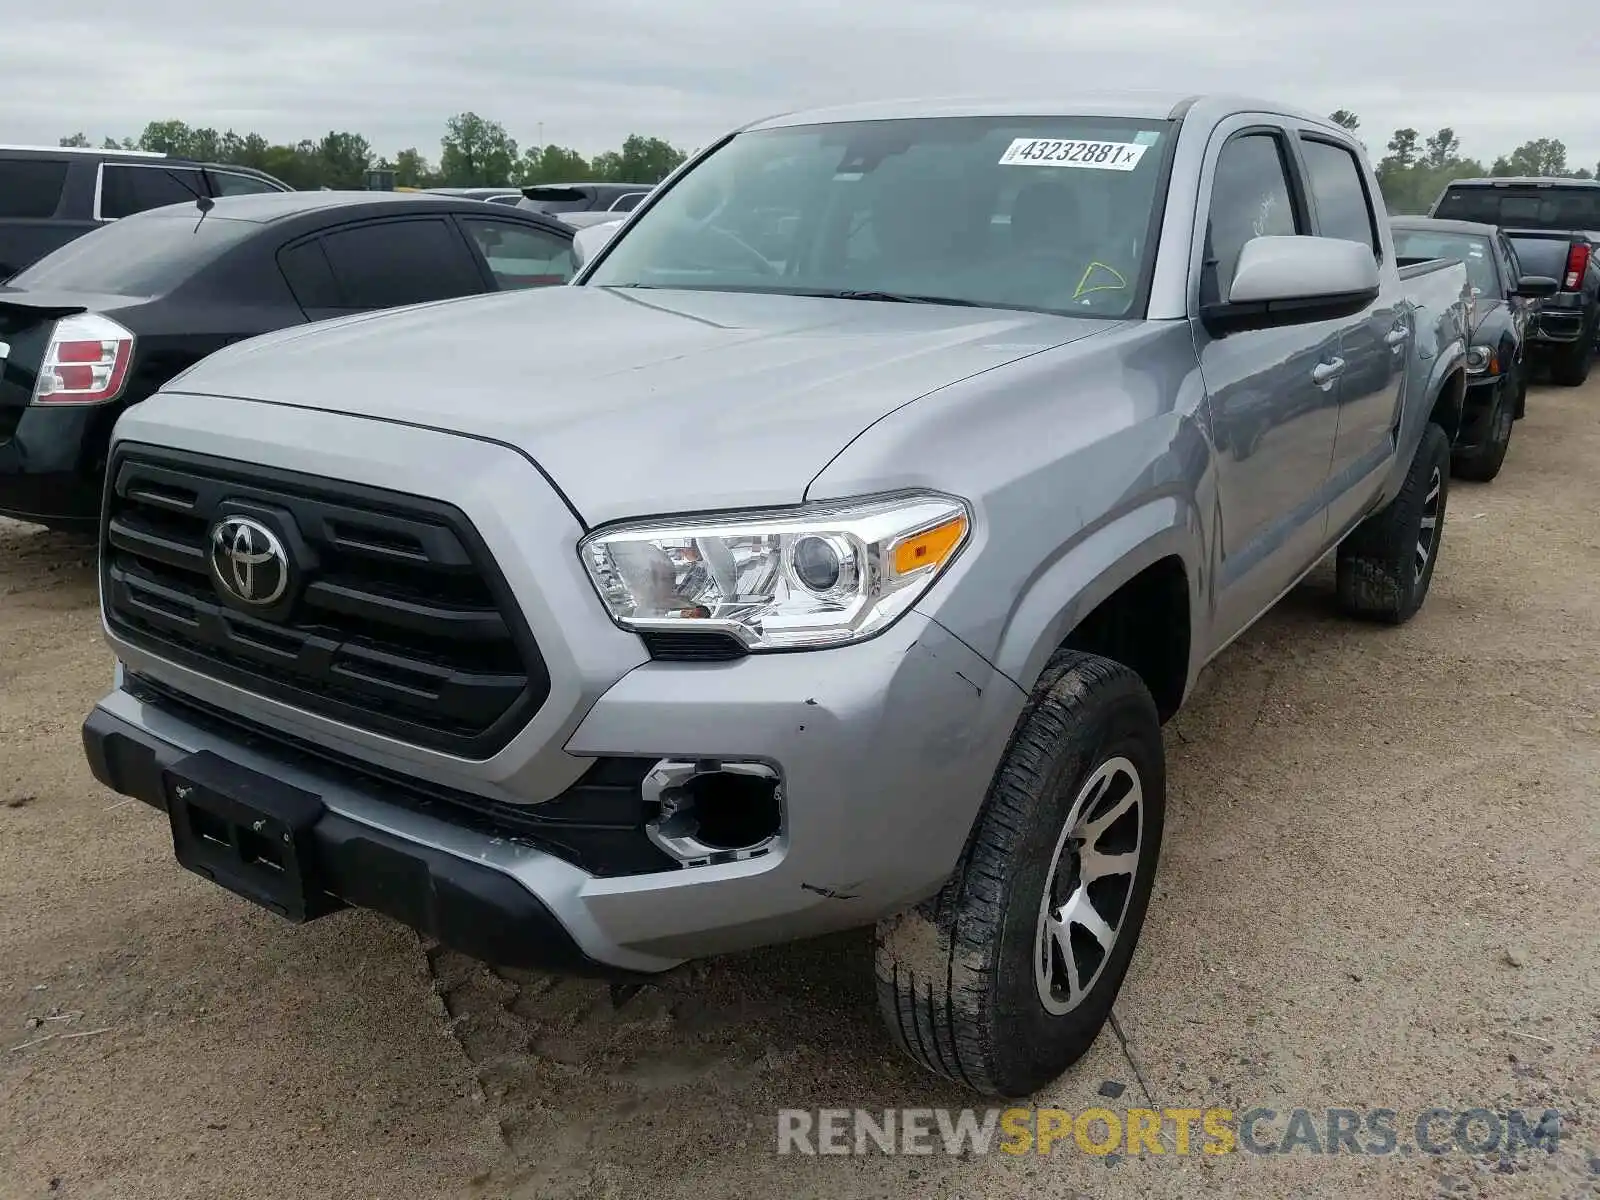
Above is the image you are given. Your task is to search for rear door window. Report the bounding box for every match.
[277,239,341,309]
[1298,137,1380,257]
[99,164,207,219]
[459,218,574,288]
[316,217,485,309]
[0,158,70,218]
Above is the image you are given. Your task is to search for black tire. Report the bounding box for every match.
[1336,421,1450,624]
[1513,366,1527,420]
[1451,380,1514,483]
[874,651,1165,1098]
[1549,321,1594,387]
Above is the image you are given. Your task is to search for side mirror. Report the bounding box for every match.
[1202,236,1380,335]
[571,221,623,271]
[1513,274,1560,299]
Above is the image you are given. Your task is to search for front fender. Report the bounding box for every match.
[979,495,1204,698]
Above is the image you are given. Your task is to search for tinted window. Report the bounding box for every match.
[1299,138,1378,255]
[317,218,483,308]
[611,192,647,213]
[0,158,69,219]
[588,116,1172,319]
[208,170,283,197]
[8,213,257,295]
[99,164,205,219]
[1391,229,1499,295]
[1433,185,1600,230]
[1206,132,1302,299]
[460,218,574,288]
[277,239,340,309]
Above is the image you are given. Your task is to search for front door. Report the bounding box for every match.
[1195,122,1341,645]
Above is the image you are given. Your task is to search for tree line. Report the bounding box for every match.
[60,109,1599,212]
[58,112,689,191]
[1326,110,1596,214]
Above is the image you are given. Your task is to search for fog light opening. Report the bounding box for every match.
[643,760,783,867]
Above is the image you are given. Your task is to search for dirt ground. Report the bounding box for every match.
[2,381,1598,1200]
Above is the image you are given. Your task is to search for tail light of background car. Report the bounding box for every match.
[1564,242,1591,292]
[32,313,135,405]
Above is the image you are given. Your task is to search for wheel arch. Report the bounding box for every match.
[991,496,1202,722]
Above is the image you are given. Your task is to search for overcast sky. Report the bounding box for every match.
[8,0,1599,170]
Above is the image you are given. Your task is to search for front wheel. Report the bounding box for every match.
[874,651,1165,1098]
[1336,421,1450,624]
[1452,380,1515,483]
[1549,322,1595,387]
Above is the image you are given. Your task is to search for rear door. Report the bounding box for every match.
[276,216,486,319]
[1293,132,1404,498]
[1193,119,1341,642]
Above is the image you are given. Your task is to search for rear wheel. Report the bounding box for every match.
[874,651,1164,1098]
[1336,422,1450,625]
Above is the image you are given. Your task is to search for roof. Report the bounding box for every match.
[0,142,166,159]
[131,190,489,224]
[741,91,1343,133]
[1390,216,1500,236]
[1443,176,1600,190]
[124,189,574,234]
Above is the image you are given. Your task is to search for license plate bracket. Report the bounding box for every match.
[163,751,340,923]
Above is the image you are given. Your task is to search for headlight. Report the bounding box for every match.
[1466,344,1497,375]
[579,492,971,651]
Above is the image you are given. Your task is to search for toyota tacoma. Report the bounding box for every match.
[82,93,1470,1098]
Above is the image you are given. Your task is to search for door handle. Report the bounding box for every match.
[1384,327,1410,347]
[1311,357,1345,387]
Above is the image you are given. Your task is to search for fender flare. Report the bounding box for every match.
[991,494,1203,697]
[1385,344,1465,498]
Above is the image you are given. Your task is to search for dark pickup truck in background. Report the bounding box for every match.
[1430,177,1600,386]
[0,145,292,280]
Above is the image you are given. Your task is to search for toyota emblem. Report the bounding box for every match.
[208,516,290,606]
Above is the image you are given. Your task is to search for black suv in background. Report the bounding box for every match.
[1431,177,1600,386]
[0,145,291,279]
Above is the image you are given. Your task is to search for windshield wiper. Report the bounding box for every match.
[802,289,986,307]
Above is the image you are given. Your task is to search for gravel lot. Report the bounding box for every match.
[2,380,1597,1200]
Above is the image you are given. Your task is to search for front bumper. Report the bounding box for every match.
[1528,305,1589,346]
[88,610,1025,972]
[83,703,621,976]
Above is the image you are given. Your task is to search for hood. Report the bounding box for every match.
[165,285,1113,524]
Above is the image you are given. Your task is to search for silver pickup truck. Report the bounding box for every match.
[82,93,1469,1098]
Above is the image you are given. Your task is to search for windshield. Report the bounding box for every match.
[1392,229,1500,296]
[584,116,1172,318]
[8,211,256,295]
[1432,185,1600,232]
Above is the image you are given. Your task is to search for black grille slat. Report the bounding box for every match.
[102,446,550,758]
[302,578,509,641]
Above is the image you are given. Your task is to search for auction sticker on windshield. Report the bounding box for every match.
[999,138,1149,171]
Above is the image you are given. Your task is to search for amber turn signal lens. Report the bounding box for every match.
[892,514,968,576]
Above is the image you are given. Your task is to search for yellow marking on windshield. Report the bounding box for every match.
[1073,261,1128,299]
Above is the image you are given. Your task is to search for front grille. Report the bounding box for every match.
[102,445,550,757]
